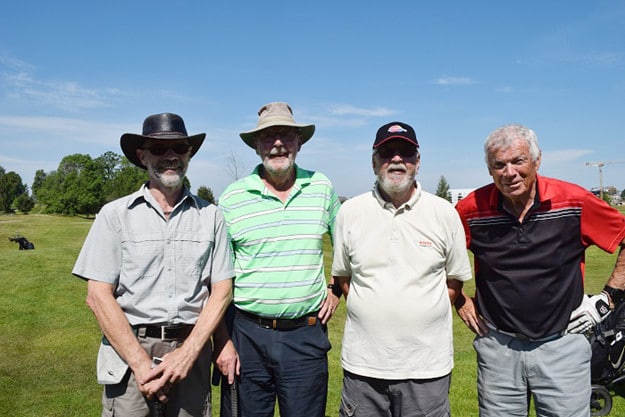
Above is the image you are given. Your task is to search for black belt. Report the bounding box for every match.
[133,324,194,341]
[486,323,565,343]
[236,309,318,330]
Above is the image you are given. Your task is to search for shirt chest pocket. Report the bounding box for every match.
[175,232,214,281]
[121,231,214,283]
[121,233,165,281]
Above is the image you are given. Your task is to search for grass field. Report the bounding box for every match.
[1,212,625,416]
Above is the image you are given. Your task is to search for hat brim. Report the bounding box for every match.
[120,133,206,169]
[373,135,419,149]
[239,123,315,149]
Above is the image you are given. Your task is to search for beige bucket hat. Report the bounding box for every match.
[239,102,315,148]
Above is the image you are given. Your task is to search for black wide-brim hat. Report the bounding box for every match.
[120,112,206,169]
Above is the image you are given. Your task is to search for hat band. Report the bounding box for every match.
[146,131,187,137]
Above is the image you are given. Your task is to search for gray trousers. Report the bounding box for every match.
[474,329,590,417]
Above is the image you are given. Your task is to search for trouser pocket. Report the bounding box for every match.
[339,391,357,417]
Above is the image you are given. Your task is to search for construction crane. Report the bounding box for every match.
[585,160,625,200]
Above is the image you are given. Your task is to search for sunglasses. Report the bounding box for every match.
[143,143,191,156]
[257,129,300,144]
[377,145,418,159]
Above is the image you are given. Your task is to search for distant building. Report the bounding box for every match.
[590,186,622,205]
[590,185,618,196]
[449,188,476,205]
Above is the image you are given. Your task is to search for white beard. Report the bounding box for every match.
[148,164,186,189]
[378,171,414,196]
[262,154,295,177]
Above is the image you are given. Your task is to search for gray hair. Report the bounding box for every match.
[483,123,541,166]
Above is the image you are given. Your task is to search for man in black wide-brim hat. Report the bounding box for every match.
[73,113,235,417]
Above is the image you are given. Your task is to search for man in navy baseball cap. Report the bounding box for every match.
[332,120,471,417]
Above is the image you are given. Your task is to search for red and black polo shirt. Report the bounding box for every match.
[456,175,625,339]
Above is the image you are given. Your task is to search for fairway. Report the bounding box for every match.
[1,213,625,416]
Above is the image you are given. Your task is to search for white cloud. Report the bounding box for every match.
[329,104,394,117]
[495,86,514,93]
[542,149,594,164]
[0,55,34,72]
[0,115,131,145]
[434,76,477,85]
[0,56,123,111]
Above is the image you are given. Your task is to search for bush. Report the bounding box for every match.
[14,194,35,214]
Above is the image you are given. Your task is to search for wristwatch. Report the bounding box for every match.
[327,283,342,298]
[603,285,625,305]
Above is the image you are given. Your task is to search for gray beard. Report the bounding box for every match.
[148,165,186,189]
[378,174,415,196]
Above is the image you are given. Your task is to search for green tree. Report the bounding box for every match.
[31,169,47,202]
[435,175,451,202]
[14,193,35,214]
[197,186,216,204]
[95,151,122,182]
[38,154,105,215]
[103,157,148,202]
[35,153,148,214]
[0,169,27,213]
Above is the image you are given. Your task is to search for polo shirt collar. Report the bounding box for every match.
[246,164,311,194]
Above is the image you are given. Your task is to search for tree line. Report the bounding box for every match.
[0,152,215,216]
[4,161,621,216]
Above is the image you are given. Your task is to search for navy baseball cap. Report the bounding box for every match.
[373,121,419,149]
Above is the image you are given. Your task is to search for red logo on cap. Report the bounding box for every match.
[388,125,407,133]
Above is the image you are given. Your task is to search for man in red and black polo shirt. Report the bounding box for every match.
[454,123,625,417]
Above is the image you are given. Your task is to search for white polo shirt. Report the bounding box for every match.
[332,182,472,380]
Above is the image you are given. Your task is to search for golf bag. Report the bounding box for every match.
[591,300,625,385]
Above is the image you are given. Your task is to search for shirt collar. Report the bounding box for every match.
[127,182,198,210]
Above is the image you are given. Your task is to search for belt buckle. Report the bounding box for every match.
[161,325,181,340]
[258,317,272,329]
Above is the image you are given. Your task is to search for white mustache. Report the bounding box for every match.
[387,164,406,172]
[269,149,288,156]
[158,163,183,171]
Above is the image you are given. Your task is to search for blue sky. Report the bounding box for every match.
[1,1,624,198]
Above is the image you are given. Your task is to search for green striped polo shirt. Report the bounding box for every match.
[219,164,340,319]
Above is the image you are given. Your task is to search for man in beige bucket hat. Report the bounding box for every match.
[214,102,342,417]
